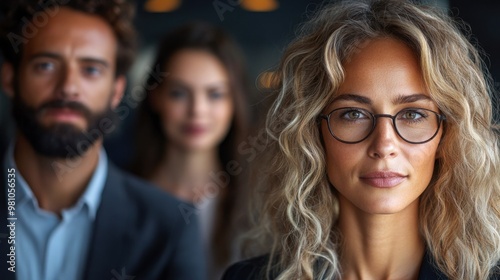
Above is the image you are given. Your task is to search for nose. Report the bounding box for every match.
[367,116,399,159]
[56,64,79,99]
[188,93,209,117]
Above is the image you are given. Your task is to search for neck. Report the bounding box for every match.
[14,134,101,215]
[150,144,222,203]
[338,197,425,280]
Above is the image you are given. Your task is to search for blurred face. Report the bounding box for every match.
[152,49,234,151]
[2,7,125,158]
[321,38,443,215]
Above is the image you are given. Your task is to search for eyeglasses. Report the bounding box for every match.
[320,107,446,144]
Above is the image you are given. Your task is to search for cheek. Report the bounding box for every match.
[157,102,187,140]
[325,144,362,184]
[18,75,51,107]
[407,144,439,179]
[88,83,116,112]
[162,101,187,124]
[322,125,361,183]
[213,99,234,126]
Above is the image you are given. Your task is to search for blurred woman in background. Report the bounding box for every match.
[130,22,250,279]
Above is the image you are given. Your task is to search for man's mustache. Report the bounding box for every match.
[38,99,92,120]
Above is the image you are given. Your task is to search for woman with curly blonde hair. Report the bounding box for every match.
[223,0,500,279]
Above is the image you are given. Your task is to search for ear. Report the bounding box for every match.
[111,75,126,109]
[1,63,15,98]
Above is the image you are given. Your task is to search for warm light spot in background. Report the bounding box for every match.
[241,0,279,12]
[144,0,280,13]
[145,0,181,12]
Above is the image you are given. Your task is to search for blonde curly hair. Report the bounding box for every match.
[248,0,500,279]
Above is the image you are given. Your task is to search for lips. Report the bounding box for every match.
[38,99,92,125]
[44,108,84,121]
[359,171,407,188]
[182,124,207,136]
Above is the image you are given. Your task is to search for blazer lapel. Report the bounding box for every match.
[418,250,448,279]
[83,164,136,280]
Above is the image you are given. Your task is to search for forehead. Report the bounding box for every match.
[21,7,117,65]
[166,49,229,86]
[334,37,429,105]
[343,37,421,77]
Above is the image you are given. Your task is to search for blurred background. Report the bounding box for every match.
[0,0,498,166]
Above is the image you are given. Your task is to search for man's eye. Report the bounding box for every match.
[83,66,102,76]
[33,62,55,72]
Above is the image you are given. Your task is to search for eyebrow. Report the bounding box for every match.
[332,93,432,105]
[332,94,372,104]
[27,52,110,68]
[392,93,432,104]
[168,78,229,91]
[167,79,191,90]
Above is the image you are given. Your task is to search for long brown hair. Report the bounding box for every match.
[130,21,250,269]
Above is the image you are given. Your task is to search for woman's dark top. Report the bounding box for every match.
[222,251,500,279]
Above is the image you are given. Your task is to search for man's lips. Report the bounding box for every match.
[359,171,408,188]
[43,108,84,121]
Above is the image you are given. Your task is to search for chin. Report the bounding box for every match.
[181,141,217,152]
[360,200,417,215]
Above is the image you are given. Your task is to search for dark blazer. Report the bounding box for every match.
[0,160,206,280]
[223,251,500,280]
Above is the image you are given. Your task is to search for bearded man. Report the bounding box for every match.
[0,1,205,279]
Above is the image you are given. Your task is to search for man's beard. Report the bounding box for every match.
[12,93,118,159]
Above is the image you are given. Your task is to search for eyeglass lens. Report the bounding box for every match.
[326,108,441,143]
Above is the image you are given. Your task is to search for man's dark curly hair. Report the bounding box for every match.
[0,0,136,77]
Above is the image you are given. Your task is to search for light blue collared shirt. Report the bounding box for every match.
[4,145,108,280]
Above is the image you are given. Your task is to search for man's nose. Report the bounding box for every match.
[56,64,80,99]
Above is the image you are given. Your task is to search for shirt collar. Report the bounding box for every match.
[4,143,108,220]
[80,148,108,219]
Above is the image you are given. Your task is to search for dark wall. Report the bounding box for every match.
[449,0,500,120]
[1,0,498,164]
[449,0,500,80]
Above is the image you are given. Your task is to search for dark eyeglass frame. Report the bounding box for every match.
[319,107,447,144]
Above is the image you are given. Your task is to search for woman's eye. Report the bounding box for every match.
[208,91,224,100]
[168,89,188,99]
[400,110,425,120]
[348,111,361,119]
[341,110,367,120]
